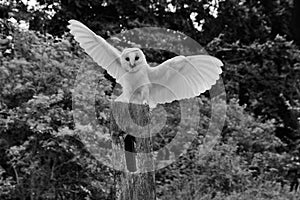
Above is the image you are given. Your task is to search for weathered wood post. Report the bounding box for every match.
[110,102,156,200]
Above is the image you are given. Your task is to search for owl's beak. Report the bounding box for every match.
[130,61,136,68]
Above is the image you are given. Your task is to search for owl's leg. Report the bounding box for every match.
[141,85,150,105]
[115,92,130,103]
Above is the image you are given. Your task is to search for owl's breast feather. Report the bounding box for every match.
[118,66,151,93]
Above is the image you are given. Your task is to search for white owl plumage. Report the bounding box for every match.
[68,20,223,108]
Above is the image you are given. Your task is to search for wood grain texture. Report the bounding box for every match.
[110,102,156,200]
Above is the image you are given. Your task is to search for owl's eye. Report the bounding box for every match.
[125,57,130,61]
[135,56,139,61]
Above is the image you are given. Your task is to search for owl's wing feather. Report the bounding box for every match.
[147,55,223,105]
[68,20,125,81]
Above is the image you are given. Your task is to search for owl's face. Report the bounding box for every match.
[121,48,146,72]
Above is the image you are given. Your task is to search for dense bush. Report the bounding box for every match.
[156,100,291,199]
[1,0,300,199]
[0,27,115,200]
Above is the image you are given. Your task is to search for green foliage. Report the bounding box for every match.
[208,34,300,144]
[203,0,294,44]
[0,26,115,199]
[0,0,300,199]
[1,0,296,46]
[156,100,291,200]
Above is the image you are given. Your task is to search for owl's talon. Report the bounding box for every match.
[142,100,148,105]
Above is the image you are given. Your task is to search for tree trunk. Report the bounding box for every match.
[110,102,156,200]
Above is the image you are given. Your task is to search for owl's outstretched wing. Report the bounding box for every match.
[147,55,223,105]
[68,20,125,81]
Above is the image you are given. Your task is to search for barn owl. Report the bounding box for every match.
[68,20,223,108]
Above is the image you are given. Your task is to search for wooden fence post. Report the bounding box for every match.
[110,102,156,200]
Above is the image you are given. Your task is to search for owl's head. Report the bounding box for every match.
[120,48,147,72]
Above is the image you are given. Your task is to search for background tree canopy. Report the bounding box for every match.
[1,0,300,199]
